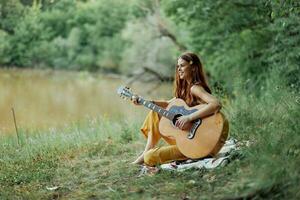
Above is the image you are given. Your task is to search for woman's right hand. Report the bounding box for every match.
[131,95,141,105]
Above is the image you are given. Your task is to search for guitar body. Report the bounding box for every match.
[159,98,229,159]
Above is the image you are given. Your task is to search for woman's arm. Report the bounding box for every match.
[152,97,175,108]
[175,85,221,129]
[188,85,222,121]
[152,100,169,108]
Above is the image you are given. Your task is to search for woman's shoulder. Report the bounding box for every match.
[167,97,176,103]
[190,83,205,94]
[189,84,206,105]
[190,84,222,108]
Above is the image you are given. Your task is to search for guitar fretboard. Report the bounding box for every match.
[138,99,175,121]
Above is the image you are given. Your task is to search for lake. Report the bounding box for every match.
[0,68,173,135]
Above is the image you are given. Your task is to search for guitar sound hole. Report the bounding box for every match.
[172,114,183,126]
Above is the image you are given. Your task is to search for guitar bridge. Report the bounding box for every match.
[187,119,202,139]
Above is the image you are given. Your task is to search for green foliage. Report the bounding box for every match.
[0,0,299,84]
[0,30,10,63]
[161,0,300,96]
[0,0,25,34]
[266,0,300,90]
[0,0,133,71]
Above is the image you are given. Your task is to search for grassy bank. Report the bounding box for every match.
[0,117,140,199]
[0,85,299,199]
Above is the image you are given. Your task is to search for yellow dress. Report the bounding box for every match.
[140,110,187,166]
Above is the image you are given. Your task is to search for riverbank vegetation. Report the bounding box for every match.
[0,0,299,199]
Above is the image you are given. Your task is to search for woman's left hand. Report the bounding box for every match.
[175,115,191,130]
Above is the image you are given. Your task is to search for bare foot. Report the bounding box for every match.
[146,166,159,174]
[138,165,159,176]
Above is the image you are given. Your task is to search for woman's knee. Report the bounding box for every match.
[144,149,159,166]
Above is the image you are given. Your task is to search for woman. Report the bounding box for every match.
[131,52,222,166]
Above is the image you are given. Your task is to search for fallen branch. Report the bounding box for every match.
[126,66,173,87]
[143,66,173,82]
[154,0,187,51]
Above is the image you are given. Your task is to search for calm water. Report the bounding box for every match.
[0,69,173,134]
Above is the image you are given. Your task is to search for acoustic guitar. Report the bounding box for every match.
[117,86,229,159]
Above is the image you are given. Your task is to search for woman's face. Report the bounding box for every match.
[177,58,192,80]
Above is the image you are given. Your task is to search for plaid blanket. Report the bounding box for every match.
[160,138,239,171]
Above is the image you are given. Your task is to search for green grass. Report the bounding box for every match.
[0,84,299,199]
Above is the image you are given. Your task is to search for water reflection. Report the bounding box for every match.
[0,69,173,134]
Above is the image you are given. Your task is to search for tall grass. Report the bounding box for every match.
[220,68,300,199]
[0,116,141,198]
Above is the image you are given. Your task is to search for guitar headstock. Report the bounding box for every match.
[117,86,145,104]
[117,86,134,100]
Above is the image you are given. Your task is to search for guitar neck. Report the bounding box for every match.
[138,99,174,121]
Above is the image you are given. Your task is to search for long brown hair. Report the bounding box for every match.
[174,52,211,106]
